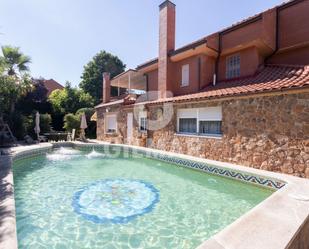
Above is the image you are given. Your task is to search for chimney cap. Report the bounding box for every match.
[159,0,176,10]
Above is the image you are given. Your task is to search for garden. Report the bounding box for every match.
[0,46,125,145]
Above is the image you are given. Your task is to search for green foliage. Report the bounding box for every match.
[48,88,66,113]
[76,107,95,117]
[63,113,80,133]
[80,50,125,104]
[0,74,33,116]
[0,46,31,76]
[12,79,51,122]
[0,45,32,118]
[39,114,52,133]
[76,108,96,138]
[6,112,52,140]
[49,82,94,115]
[63,108,96,138]
[7,112,32,140]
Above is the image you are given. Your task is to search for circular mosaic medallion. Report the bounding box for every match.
[72,179,159,224]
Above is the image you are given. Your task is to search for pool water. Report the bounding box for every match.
[13,148,273,249]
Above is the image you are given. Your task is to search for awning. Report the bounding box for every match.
[90,112,97,122]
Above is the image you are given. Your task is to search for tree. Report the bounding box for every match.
[0,45,33,115]
[0,46,31,76]
[49,82,95,115]
[16,80,52,116]
[80,50,125,104]
[0,74,33,116]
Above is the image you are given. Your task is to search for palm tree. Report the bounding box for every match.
[0,46,31,76]
[0,46,32,114]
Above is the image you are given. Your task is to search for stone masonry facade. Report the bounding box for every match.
[97,91,309,178]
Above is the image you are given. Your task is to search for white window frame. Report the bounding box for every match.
[139,111,147,132]
[226,54,240,79]
[177,108,197,134]
[181,64,190,87]
[105,113,117,134]
[177,107,222,137]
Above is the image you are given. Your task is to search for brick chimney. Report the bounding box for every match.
[158,0,176,98]
[102,72,111,103]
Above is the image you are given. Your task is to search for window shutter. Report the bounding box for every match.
[181,64,189,86]
[199,107,222,121]
[107,115,117,130]
[140,111,147,118]
[177,108,197,119]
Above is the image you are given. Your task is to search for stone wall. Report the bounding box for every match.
[96,91,309,178]
[96,106,148,147]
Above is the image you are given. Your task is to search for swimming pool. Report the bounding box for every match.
[12,146,274,249]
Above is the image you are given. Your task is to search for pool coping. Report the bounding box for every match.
[1,141,309,249]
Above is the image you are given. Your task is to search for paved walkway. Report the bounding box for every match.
[0,155,17,249]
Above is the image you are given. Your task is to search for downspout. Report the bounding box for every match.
[265,7,279,64]
[198,57,201,90]
[214,32,222,86]
[145,73,149,101]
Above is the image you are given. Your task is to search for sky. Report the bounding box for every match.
[0,0,284,87]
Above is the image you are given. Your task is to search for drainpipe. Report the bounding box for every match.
[145,73,149,100]
[214,32,222,86]
[198,57,201,90]
[265,7,279,64]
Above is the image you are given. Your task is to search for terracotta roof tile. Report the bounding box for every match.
[42,79,64,96]
[144,64,309,105]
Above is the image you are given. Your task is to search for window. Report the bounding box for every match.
[177,109,197,134]
[105,114,117,133]
[139,111,147,132]
[181,64,190,87]
[199,121,222,135]
[226,54,240,79]
[177,107,222,136]
[179,118,197,133]
[198,107,222,135]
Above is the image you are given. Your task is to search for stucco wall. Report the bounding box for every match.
[96,91,309,178]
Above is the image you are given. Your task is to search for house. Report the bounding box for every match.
[95,0,309,178]
[33,78,64,97]
[41,79,64,97]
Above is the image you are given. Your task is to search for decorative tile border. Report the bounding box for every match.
[11,143,286,190]
[12,146,52,162]
[151,152,285,190]
[72,144,286,190]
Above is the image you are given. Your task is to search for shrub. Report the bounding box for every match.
[8,112,33,140]
[62,108,97,139]
[76,108,94,117]
[39,113,52,133]
[76,108,96,139]
[63,113,80,133]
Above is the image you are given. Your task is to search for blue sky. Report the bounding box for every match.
[0,0,284,86]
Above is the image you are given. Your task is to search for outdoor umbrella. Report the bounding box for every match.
[80,113,88,141]
[34,112,40,141]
